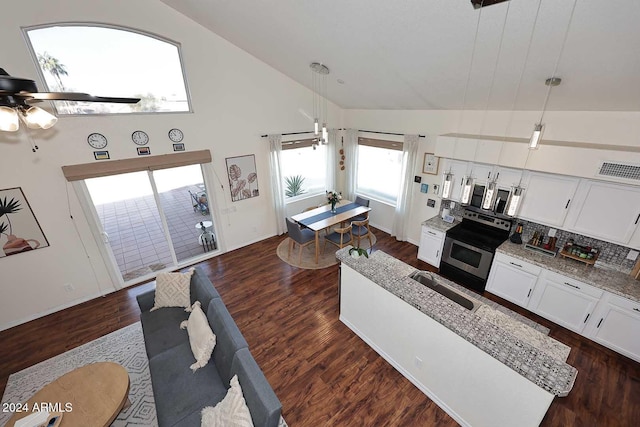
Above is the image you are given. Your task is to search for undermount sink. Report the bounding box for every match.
[409,271,478,312]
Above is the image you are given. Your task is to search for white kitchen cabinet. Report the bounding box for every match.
[494,166,523,190]
[441,159,470,202]
[485,253,541,307]
[468,163,494,185]
[585,292,640,363]
[528,270,603,334]
[418,225,445,268]
[564,180,640,245]
[517,172,579,227]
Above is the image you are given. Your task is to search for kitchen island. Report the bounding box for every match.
[336,247,577,427]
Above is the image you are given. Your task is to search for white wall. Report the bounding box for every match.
[0,0,341,330]
[344,109,640,245]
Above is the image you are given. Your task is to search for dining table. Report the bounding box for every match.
[290,200,372,264]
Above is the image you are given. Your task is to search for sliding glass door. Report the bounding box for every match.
[85,164,217,284]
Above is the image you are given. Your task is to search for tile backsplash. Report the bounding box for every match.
[439,200,637,273]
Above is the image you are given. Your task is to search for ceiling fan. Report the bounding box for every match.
[0,67,140,132]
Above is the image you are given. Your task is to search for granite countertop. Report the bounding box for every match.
[422,216,460,233]
[497,241,640,303]
[336,247,577,397]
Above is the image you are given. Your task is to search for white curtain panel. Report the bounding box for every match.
[343,128,359,200]
[392,134,420,241]
[268,134,286,235]
[325,128,338,192]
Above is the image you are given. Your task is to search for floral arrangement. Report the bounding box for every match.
[326,191,342,206]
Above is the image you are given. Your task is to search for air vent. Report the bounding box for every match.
[597,162,640,181]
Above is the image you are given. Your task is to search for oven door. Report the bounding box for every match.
[441,237,494,280]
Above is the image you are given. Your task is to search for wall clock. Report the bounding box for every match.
[131,130,149,146]
[168,128,184,142]
[87,133,108,149]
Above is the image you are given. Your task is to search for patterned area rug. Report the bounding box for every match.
[1,323,288,427]
[277,231,377,269]
[0,322,156,426]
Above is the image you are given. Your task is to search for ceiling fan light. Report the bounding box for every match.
[0,106,19,132]
[529,123,544,150]
[22,106,58,129]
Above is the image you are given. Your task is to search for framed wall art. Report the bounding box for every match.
[0,187,49,258]
[423,153,439,175]
[226,154,259,202]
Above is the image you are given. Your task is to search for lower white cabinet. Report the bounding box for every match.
[528,271,603,334]
[418,225,445,268]
[485,253,541,307]
[585,293,640,363]
[486,252,640,362]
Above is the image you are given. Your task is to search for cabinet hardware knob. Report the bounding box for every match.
[563,282,580,289]
[565,199,571,209]
[635,214,640,225]
[428,231,436,235]
[509,262,523,268]
[597,318,603,328]
[584,313,590,323]
[527,289,531,298]
[633,307,640,312]
[436,250,440,258]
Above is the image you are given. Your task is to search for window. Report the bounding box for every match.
[25,24,190,114]
[281,139,326,200]
[356,138,403,205]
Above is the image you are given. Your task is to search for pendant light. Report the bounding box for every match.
[446,1,484,202]
[310,62,330,144]
[460,176,474,205]
[482,173,499,210]
[505,186,523,216]
[528,0,577,150]
[441,171,454,199]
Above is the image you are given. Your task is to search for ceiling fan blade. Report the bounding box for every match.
[24,92,140,104]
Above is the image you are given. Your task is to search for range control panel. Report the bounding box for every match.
[462,209,512,231]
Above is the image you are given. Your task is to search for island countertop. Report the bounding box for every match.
[336,247,578,397]
[497,241,640,303]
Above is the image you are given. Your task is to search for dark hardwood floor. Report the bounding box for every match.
[1,228,639,426]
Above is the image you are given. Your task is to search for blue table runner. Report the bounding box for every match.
[298,202,360,227]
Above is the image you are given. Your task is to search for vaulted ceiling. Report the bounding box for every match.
[160,0,640,112]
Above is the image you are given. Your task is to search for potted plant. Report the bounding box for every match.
[349,247,369,259]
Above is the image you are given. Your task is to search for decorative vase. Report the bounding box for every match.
[331,200,336,213]
[3,234,41,256]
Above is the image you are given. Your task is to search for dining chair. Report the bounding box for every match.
[323,225,352,253]
[352,196,370,221]
[351,218,373,250]
[286,217,316,264]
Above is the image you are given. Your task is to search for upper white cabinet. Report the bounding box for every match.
[494,166,523,190]
[441,159,470,202]
[468,163,494,185]
[564,180,640,245]
[517,172,580,227]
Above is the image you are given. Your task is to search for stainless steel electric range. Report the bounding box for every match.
[439,209,513,292]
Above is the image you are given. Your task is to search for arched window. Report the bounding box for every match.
[24,24,191,115]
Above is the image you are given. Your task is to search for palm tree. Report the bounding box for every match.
[37,51,68,91]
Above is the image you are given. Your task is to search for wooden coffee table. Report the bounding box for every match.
[7,362,130,427]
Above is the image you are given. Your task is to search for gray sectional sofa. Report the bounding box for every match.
[136,266,282,427]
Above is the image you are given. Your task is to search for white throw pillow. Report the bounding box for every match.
[201,375,254,427]
[151,268,195,312]
[180,301,216,371]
